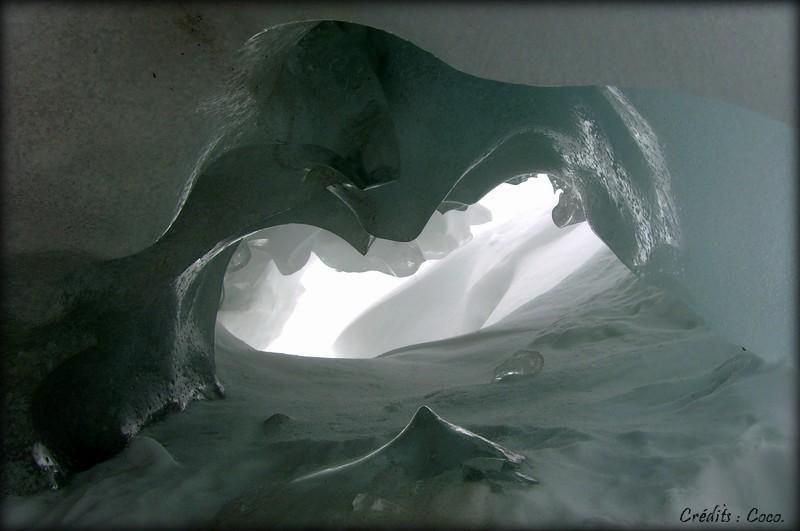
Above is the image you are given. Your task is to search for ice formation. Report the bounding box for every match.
[493,350,545,383]
[215,405,536,527]
[2,9,794,529]
[291,405,533,484]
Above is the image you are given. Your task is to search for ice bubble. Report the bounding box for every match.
[492,349,544,383]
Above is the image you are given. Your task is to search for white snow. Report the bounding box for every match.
[235,175,605,358]
[4,245,793,528]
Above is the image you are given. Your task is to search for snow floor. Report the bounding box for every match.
[3,248,794,528]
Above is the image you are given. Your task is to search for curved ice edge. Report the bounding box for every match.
[292,405,538,485]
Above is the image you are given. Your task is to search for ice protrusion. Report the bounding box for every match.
[261,413,292,436]
[492,349,544,383]
[31,442,62,490]
[120,436,178,470]
[292,405,532,484]
[215,406,536,527]
[551,187,587,228]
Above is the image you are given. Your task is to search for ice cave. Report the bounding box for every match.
[1,4,796,529]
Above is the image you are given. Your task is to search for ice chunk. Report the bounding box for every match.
[31,442,62,489]
[492,349,544,382]
[292,405,531,484]
[551,187,586,227]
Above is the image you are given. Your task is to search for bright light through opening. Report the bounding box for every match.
[260,175,561,357]
[218,174,605,358]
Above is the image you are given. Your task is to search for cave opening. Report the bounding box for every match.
[216,174,607,358]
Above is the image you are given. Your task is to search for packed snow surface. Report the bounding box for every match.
[4,246,793,528]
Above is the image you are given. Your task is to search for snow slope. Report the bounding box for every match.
[4,248,793,528]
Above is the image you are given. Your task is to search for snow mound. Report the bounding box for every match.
[215,405,535,527]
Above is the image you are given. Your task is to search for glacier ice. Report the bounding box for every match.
[1,16,793,517]
[492,349,545,383]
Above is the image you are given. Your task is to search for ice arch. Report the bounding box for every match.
[2,18,794,495]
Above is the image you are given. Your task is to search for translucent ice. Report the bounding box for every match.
[492,350,544,383]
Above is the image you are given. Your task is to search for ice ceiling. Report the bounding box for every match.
[2,12,795,499]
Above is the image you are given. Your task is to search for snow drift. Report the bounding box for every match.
[4,247,793,527]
